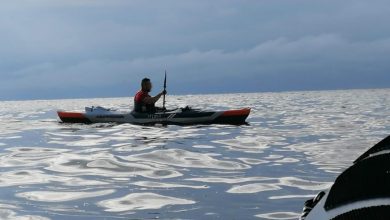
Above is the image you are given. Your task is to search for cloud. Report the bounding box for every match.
[2,34,389,98]
[0,1,389,100]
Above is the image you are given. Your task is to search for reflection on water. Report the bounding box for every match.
[0,90,389,219]
[98,192,196,212]
[17,190,115,202]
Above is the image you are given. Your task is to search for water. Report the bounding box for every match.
[0,89,389,220]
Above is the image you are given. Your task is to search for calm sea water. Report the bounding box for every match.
[0,89,389,220]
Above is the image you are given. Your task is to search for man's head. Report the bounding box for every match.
[141,78,152,92]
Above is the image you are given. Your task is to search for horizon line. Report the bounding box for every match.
[1,87,389,102]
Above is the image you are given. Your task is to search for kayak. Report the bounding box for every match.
[301,135,390,220]
[57,106,251,125]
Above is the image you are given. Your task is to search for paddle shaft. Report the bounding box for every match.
[163,71,167,109]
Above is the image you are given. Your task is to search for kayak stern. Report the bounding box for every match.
[57,111,91,123]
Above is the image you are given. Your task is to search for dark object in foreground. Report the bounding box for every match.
[301,135,390,220]
[57,106,251,125]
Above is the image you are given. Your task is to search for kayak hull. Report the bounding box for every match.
[57,108,250,125]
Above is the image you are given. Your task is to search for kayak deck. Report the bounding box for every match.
[57,108,250,125]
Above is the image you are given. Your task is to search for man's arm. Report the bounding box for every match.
[143,90,166,105]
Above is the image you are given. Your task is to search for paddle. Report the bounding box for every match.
[163,70,167,110]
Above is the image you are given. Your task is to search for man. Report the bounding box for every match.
[133,78,167,113]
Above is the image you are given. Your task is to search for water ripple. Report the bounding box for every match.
[17,190,115,202]
[98,193,195,212]
[0,90,389,219]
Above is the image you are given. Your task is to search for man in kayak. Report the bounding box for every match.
[133,78,167,113]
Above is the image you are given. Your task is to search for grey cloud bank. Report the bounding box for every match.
[0,0,389,100]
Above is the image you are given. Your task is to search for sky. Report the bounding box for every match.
[0,0,390,100]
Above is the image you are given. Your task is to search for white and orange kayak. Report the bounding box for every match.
[57,106,250,125]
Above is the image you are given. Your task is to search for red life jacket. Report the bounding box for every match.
[133,90,155,113]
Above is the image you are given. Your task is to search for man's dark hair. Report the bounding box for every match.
[141,78,150,86]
